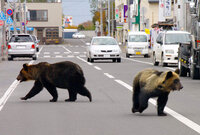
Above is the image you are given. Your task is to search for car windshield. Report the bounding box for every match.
[129,35,147,42]
[165,33,191,44]
[92,38,117,45]
[10,35,33,42]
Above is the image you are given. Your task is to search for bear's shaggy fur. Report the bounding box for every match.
[132,68,183,116]
[17,61,92,102]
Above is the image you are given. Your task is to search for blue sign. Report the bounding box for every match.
[10,26,34,31]
[0,11,6,21]
[6,16,13,24]
[6,9,13,16]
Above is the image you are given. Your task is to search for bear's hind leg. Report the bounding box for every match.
[65,89,77,102]
[77,86,92,102]
[132,89,140,113]
[157,93,169,116]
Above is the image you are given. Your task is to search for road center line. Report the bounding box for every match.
[104,73,115,79]
[0,60,35,111]
[94,66,101,70]
[115,79,200,134]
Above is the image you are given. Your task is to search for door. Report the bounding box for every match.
[37,28,44,45]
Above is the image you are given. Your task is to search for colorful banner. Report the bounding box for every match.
[164,0,171,17]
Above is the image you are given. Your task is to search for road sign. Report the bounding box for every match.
[0,11,6,21]
[6,9,13,16]
[6,16,13,24]
[0,20,4,26]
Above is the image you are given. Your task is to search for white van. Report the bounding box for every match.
[152,31,191,66]
[126,32,149,58]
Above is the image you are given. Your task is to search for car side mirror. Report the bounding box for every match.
[156,40,163,45]
[86,43,90,46]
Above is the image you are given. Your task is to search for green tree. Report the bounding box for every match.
[78,25,85,30]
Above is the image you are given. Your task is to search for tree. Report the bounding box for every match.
[78,25,85,30]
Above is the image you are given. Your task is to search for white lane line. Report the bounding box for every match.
[54,52,60,54]
[76,56,93,65]
[44,55,51,58]
[62,46,72,53]
[36,46,43,58]
[74,52,80,54]
[122,57,176,71]
[79,55,86,57]
[67,55,75,58]
[114,79,200,134]
[44,52,50,54]
[104,73,115,79]
[0,60,34,111]
[94,66,102,70]
[55,55,63,58]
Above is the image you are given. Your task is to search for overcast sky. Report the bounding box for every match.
[62,0,93,26]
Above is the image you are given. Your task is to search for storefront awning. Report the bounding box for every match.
[10,26,34,31]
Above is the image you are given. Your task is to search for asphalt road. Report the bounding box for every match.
[0,38,200,135]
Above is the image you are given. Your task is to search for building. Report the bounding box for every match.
[15,0,63,44]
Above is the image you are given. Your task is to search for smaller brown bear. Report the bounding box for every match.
[17,61,92,102]
[132,68,183,116]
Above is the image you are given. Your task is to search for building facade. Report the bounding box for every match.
[15,0,63,44]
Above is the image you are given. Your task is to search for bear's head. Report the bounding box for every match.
[17,63,35,82]
[159,69,183,92]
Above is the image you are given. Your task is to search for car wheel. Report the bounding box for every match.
[190,50,200,79]
[113,59,116,62]
[8,55,13,61]
[126,53,130,58]
[161,55,167,67]
[117,58,121,63]
[90,58,94,63]
[32,55,37,60]
[178,56,187,77]
[87,57,90,62]
[153,53,159,66]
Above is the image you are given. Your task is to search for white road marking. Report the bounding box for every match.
[114,79,200,134]
[54,52,60,54]
[67,55,75,58]
[94,66,102,70]
[74,52,80,54]
[76,56,93,65]
[79,55,86,57]
[55,55,63,58]
[104,73,115,79]
[0,60,34,111]
[44,52,50,54]
[44,55,51,58]
[62,46,72,53]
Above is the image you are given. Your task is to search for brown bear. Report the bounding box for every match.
[132,68,183,116]
[17,61,92,102]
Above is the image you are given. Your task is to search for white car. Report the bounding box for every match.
[72,32,86,39]
[126,31,150,58]
[152,31,191,66]
[86,36,121,62]
[7,34,37,61]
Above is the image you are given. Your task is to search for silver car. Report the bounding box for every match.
[86,36,121,62]
[7,34,37,61]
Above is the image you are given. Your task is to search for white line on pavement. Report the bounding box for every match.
[62,46,72,53]
[76,56,93,65]
[0,60,35,111]
[94,66,102,70]
[104,73,115,79]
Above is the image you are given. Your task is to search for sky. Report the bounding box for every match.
[62,0,93,26]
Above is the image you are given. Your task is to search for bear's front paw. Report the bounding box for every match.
[158,112,167,116]
[65,99,76,102]
[20,97,27,100]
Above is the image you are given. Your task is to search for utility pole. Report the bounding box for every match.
[13,0,17,34]
[19,0,22,34]
[111,0,114,36]
[24,0,27,34]
[108,0,110,36]
[100,0,103,36]
[1,0,6,60]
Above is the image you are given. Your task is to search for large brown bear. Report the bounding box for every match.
[17,61,92,102]
[132,68,183,116]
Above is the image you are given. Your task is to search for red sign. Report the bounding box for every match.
[6,9,13,16]
[0,20,4,26]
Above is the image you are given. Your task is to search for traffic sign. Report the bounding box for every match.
[6,16,13,24]
[0,11,6,21]
[6,9,13,16]
[0,20,4,26]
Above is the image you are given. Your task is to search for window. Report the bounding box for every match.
[29,10,48,21]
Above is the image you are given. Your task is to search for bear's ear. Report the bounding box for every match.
[165,71,173,80]
[174,68,180,75]
[23,63,28,71]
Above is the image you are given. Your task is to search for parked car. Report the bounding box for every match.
[32,35,40,52]
[86,36,121,62]
[126,31,150,58]
[152,31,191,66]
[7,34,37,61]
[72,32,86,39]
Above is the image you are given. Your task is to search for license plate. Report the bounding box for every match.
[104,54,110,58]
[136,52,141,55]
[17,45,26,48]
